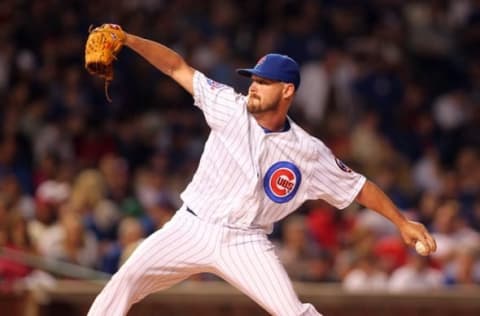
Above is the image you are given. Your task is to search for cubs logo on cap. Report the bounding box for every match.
[263,161,302,203]
[256,55,267,67]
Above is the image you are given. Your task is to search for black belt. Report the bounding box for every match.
[186,207,197,216]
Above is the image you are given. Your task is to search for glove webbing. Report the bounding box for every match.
[88,25,114,103]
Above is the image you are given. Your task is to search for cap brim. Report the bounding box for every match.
[236,68,281,82]
[236,68,299,89]
[236,68,255,77]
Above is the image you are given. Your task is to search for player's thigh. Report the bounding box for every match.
[115,211,217,293]
[215,234,319,315]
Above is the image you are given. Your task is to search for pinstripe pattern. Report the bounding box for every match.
[213,227,319,315]
[88,210,220,315]
[182,71,365,231]
[88,209,321,316]
[88,71,363,315]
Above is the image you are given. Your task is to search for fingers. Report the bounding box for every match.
[415,224,437,255]
[422,232,437,254]
[405,237,416,248]
[402,220,437,255]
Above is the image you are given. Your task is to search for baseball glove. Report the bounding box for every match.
[84,24,126,102]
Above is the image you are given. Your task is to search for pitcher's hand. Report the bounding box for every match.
[398,220,437,255]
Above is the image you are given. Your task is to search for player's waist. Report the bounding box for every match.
[180,204,270,232]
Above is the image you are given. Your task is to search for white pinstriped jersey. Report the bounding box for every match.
[180,71,366,232]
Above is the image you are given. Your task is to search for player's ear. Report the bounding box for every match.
[282,83,295,99]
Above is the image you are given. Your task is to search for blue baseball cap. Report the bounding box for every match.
[237,54,301,90]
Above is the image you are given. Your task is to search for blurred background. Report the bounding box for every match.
[0,0,479,315]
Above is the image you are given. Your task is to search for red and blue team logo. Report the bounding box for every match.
[263,161,302,203]
[335,158,352,173]
[206,78,225,90]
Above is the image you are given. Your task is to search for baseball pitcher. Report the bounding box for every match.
[85,24,436,316]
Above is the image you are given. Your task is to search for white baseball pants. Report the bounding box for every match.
[87,209,322,316]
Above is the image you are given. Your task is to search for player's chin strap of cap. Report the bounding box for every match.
[186,207,197,216]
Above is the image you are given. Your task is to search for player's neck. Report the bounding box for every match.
[254,112,289,132]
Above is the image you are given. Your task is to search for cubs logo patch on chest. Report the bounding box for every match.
[263,161,302,203]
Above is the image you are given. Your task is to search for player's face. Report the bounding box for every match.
[247,76,284,114]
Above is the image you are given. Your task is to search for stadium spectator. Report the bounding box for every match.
[0,0,478,287]
[388,250,443,292]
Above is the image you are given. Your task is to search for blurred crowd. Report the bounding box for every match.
[0,0,479,294]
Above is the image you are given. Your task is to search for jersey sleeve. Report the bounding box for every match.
[192,71,245,130]
[307,139,366,209]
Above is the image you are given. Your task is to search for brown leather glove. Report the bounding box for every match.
[84,24,126,101]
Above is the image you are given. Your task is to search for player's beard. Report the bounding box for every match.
[247,93,280,114]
